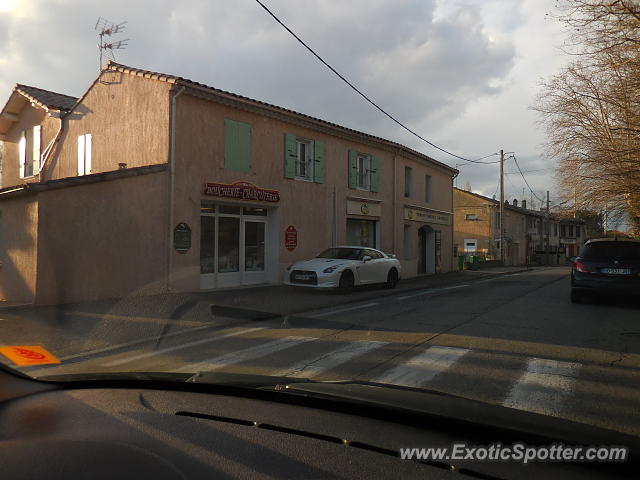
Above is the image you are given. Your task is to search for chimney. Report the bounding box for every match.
[522,199,527,209]
[513,199,518,207]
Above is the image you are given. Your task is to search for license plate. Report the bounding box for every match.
[294,274,311,280]
[601,268,631,275]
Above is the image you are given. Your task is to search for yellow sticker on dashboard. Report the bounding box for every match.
[0,345,61,366]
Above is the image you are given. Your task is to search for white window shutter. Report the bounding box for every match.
[18,132,26,178]
[77,135,85,176]
[32,125,41,173]
[85,134,92,174]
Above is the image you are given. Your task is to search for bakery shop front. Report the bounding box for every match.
[199,181,280,289]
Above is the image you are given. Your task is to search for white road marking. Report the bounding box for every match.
[59,325,213,361]
[102,327,265,367]
[273,340,389,378]
[174,336,317,373]
[311,302,379,317]
[502,358,580,416]
[372,345,470,387]
[397,284,470,300]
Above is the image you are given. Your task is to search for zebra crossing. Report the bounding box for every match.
[78,324,639,435]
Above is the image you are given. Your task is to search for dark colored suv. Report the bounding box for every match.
[571,238,640,303]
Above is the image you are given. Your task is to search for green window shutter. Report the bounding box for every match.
[370,155,380,192]
[348,149,357,189]
[313,140,325,183]
[224,119,251,172]
[284,133,297,179]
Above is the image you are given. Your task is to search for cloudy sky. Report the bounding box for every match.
[0,0,570,206]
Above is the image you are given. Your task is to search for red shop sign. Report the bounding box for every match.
[203,181,280,203]
[285,225,298,251]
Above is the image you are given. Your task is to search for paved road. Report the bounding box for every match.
[3,267,640,436]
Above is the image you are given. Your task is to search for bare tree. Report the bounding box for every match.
[534,0,640,234]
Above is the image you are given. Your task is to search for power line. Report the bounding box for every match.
[252,0,498,165]
[510,154,546,204]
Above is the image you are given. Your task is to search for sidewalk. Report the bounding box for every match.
[0,265,533,320]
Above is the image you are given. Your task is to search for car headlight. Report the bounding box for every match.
[323,265,341,273]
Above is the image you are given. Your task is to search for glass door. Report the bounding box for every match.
[243,219,266,285]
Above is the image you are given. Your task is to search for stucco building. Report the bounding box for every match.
[0,62,457,305]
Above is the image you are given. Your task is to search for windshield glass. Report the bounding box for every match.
[1,0,639,446]
[317,248,363,260]
[582,242,640,259]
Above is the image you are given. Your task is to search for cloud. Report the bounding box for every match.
[0,0,568,201]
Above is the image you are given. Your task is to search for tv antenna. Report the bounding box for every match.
[95,17,129,70]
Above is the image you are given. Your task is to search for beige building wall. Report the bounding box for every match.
[0,195,38,303]
[45,71,172,181]
[453,188,493,257]
[170,91,455,292]
[35,171,169,305]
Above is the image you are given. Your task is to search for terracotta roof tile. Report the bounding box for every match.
[15,84,78,111]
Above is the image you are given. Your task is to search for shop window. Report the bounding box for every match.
[200,216,216,274]
[77,133,92,176]
[242,206,267,216]
[348,150,379,192]
[219,205,241,214]
[347,219,377,248]
[425,175,432,203]
[224,119,251,172]
[404,166,412,197]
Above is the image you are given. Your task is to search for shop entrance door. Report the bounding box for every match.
[418,225,436,274]
[200,203,269,289]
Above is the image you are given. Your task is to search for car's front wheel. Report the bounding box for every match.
[338,271,355,293]
[385,268,399,289]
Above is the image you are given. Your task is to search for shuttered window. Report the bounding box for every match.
[348,150,379,192]
[283,133,324,183]
[224,119,251,172]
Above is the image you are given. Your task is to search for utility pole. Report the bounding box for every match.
[499,149,504,264]
[545,190,550,266]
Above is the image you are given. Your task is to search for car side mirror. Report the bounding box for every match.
[569,256,577,263]
[362,255,372,262]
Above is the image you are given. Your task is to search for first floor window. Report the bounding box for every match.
[77,133,92,176]
[296,139,314,180]
[357,154,371,190]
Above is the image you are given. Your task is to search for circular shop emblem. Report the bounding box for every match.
[360,203,370,215]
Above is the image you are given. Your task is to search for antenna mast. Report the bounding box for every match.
[95,17,129,70]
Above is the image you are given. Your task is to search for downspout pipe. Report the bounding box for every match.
[38,112,65,180]
[167,85,186,292]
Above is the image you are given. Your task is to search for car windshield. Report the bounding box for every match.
[317,248,363,260]
[582,242,640,259]
[1,0,640,449]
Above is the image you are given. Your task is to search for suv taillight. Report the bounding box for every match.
[574,260,590,273]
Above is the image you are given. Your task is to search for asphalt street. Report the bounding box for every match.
[2,267,640,436]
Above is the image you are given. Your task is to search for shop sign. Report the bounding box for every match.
[174,222,192,254]
[404,207,450,225]
[346,200,381,217]
[285,225,298,251]
[204,181,280,203]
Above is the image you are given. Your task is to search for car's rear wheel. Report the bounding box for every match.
[338,271,354,293]
[385,268,399,289]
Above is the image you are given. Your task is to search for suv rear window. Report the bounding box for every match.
[582,242,640,259]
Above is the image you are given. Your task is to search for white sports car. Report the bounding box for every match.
[284,246,401,292]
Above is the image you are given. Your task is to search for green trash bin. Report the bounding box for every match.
[457,255,465,271]
[469,255,477,270]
